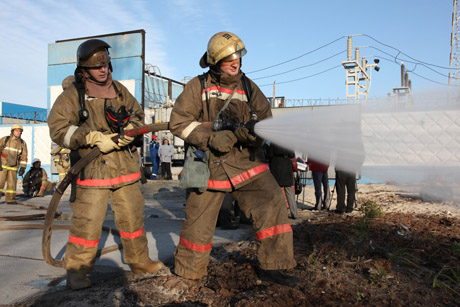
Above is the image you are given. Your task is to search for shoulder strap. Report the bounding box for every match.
[241,73,257,120]
[73,81,88,124]
[198,73,210,121]
[4,135,10,147]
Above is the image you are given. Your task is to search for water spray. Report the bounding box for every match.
[255,89,460,202]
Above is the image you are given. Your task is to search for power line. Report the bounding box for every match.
[362,34,450,70]
[252,50,346,80]
[246,36,346,74]
[258,65,343,87]
[370,47,452,78]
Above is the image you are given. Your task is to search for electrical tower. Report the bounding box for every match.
[449,0,460,86]
[341,35,380,102]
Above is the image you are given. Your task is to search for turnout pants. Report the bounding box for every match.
[175,171,296,279]
[56,164,69,183]
[0,169,18,202]
[64,182,149,273]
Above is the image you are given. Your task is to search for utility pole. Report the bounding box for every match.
[341,35,380,102]
[449,0,459,87]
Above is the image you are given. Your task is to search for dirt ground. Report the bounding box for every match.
[15,183,460,306]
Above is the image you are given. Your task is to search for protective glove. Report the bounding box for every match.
[18,167,26,176]
[234,127,257,145]
[118,123,135,147]
[86,131,120,153]
[208,130,237,153]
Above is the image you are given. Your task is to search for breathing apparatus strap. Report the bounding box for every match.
[241,73,257,121]
[198,73,210,121]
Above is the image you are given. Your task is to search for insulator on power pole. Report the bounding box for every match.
[401,62,406,86]
[408,79,412,90]
[355,48,360,61]
[347,36,353,60]
[404,72,409,87]
[362,58,367,72]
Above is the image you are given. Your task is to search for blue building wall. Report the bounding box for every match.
[0,102,47,124]
[47,31,145,109]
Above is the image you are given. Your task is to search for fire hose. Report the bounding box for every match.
[41,119,257,267]
[42,122,169,267]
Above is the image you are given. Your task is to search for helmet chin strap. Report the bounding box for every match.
[83,68,110,85]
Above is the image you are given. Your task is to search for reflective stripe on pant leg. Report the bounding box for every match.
[0,169,6,199]
[174,190,225,279]
[111,182,149,263]
[6,170,17,202]
[232,171,296,271]
[64,188,110,272]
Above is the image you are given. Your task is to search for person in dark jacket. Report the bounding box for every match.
[149,135,160,179]
[266,143,298,219]
[22,158,52,197]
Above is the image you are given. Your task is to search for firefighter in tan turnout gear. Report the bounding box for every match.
[48,39,164,290]
[0,124,28,204]
[169,32,298,285]
[51,146,71,182]
[22,158,52,197]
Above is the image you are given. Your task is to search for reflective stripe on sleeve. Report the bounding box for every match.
[256,224,292,240]
[179,237,212,252]
[180,122,202,140]
[63,125,79,148]
[69,235,99,247]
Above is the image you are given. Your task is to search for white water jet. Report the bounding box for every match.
[255,89,460,202]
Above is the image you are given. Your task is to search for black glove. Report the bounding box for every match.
[208,130,237,153]
[18,167,25,177]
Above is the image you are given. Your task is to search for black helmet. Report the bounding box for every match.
[76,39,111,68]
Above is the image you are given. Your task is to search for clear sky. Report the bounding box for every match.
[0,0,454,108]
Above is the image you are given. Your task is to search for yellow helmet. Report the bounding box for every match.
[199,32,247,68]
[11,124,23,131]
[77,39,111,68]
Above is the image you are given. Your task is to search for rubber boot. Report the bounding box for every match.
[131,258,165,274]
[255,267,299,286]
[66,270,92,290]
[314,197,322,211]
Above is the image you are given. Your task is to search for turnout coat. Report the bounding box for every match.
[47,80,144,189]
[169,71,271,191]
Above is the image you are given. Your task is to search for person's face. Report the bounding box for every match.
[13,129,22,137]
[33,162,40,168]
[219,58,240,76]
[87,64,109,82]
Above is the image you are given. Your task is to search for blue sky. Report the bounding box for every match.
[0,0,454,108]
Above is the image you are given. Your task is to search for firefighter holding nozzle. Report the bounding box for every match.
[48,39,164,290]
[169,32,298,285]
[0,124,28,204]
